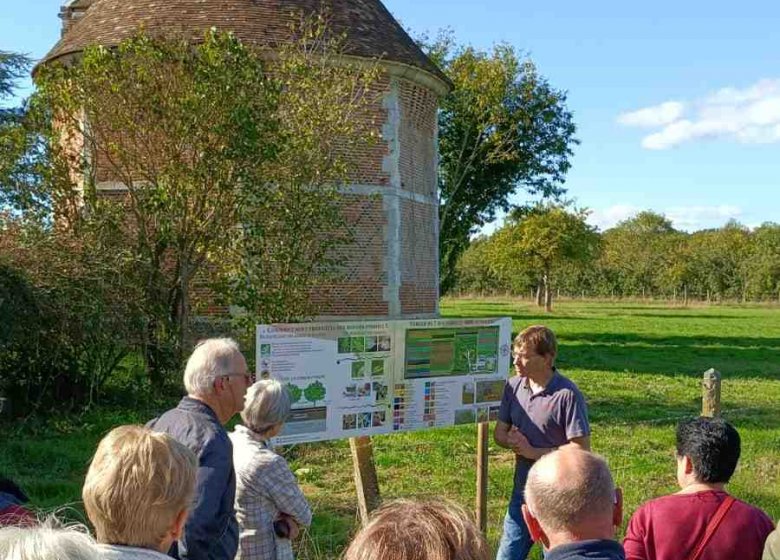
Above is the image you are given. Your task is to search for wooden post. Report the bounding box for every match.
[350,436,381,526]
[476,421,489,534]
[702,369,722,417]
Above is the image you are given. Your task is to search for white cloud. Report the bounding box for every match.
[587,204,641,231]
[664,205,743,231]
[588,204,745,232]
[617,78,780,149]
[617,101,685,128]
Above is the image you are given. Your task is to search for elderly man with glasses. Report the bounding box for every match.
[149,338,254,560]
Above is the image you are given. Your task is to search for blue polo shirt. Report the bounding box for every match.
[497,369,590,493]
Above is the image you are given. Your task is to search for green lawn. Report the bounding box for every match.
[2,299,779,559]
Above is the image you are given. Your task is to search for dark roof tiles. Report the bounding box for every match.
[44,0,449,86]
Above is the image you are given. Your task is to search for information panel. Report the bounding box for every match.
[256,317,512,445]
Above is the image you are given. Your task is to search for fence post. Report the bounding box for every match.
[702,369,721,417]
[476,421,489,534]
[349,436,381,526]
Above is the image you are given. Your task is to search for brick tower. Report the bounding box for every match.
[44,0,450,320]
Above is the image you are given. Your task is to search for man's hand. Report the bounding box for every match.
[508,427,536,459]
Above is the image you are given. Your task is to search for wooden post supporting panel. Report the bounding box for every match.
[350,435,381,526]
[476,421,489,534]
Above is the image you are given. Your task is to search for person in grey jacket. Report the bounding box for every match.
[149,338,253,560]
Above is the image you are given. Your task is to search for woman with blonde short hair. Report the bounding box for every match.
[344,499,489,560]
[82,425,197,560]
[230,379,312,560]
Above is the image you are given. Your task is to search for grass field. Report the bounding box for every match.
[2,299,779,559]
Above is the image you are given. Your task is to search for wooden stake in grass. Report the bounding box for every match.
[702,368,722,417]
[350,436,381,525]
[476,421,489,534]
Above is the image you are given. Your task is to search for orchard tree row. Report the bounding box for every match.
[453,207,780,309]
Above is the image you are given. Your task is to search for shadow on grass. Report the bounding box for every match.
[589,393,780,429]
[557,333,780,379]
[589,394,701,426]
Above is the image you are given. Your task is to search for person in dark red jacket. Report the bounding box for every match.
[624,417,774,560]
[0,476,35,527]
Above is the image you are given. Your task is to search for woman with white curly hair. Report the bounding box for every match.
[230,379,312,560]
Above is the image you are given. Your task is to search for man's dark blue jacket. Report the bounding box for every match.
[546,539,625,560]
[148,397,238,560]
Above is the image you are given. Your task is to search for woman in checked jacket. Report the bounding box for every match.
[230,380,312,560]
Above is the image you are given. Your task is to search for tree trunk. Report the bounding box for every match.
[535,284,544,307]
[179,259,191,357]
[544,270,552,313]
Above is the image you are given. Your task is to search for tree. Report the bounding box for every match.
[0,50,31,114]
[747,223,780,300]
[5,21,377,381]
[420,33,578,294]
[453,235,506,295]
[491,204,598,311]
[686,221,752,301]
[212,16,380,332]
[600,211,680,298]
[286,383,303,404]
[303,381,326,405]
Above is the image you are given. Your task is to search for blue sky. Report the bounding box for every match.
[3,0,779,232]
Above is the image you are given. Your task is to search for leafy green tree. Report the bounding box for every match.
[286,383,303,404]
[4,22,377,381]
[600,211,680,297]
[491,204,598,311]
[686,221,752,301]
[453,236,506,295]
[747,223,780,300]
[0,50,30,113]
[304,381,326,405]
[421,34,578,294]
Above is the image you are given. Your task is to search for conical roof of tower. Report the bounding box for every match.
[43,0,450,88]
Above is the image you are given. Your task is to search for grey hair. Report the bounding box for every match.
[241,379,291,435]
[525,449,615,534]
[183,338,243,396]
[0,519,100,560]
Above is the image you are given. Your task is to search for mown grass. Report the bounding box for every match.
[2,299,779,559]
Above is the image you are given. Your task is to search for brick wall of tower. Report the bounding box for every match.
[88,69,442,320]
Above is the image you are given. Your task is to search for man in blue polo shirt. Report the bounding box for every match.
[494,325,591,560]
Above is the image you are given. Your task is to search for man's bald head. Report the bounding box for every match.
[525,448,615,534]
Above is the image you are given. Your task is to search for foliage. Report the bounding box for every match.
[452,211,780,302]
[213,13,380,334]
[420,32,578,294]
[0,50,31,114]
[600,211,681,296]
[490,204,598,310]
[453,236,510,295]
[0,218,144,411]
[303,380,326,405]
[286,383,303,404]
[3,20,378,382]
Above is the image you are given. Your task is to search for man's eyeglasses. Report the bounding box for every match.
[223,372,256,384]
